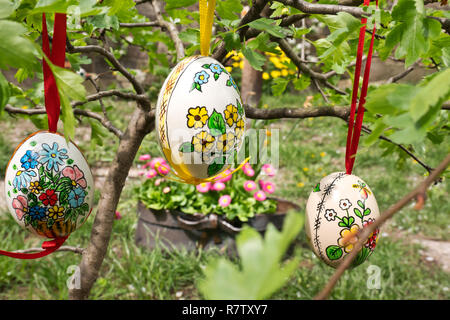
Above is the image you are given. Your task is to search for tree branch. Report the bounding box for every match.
[152,0,185,61]
[278,0,365,18]
[4,104,123,138]
[66,41,151,112]
[314,153,450,300]
[119,22,160,28]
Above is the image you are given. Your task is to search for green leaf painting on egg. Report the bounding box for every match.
[236,99,243,116]
[208,156,226,177]
[208,109,227,137]
[326,245,343,261]
[179,142,194,153]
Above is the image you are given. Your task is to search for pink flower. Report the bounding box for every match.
[150,157,166,169]
[243,168,255,177]
[196,182,211,193]
[62,165,87,188]
[254,190,267,201]
[262,181,275,194]
[138,171,145,176]
[262,164,276,177]
[243,163,253,171]
[218,195,231,208]
[216,169,232,183]
[142,161,152,169]
[157,163,170,176]
[212,182,226,191]
[163,187,171,194]
[139,154,151,161]
[146,169,157,179]
[115,211,122,220]
[243,180,257,192]
[155,178,163,186]
[12,195,28,220]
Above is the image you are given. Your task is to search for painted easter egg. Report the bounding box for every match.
[305,172,380,268]
[156,55,245,183]
[4,131,94,238]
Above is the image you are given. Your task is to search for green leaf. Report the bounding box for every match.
[363,208,371,216]
[409,68,450,120]
[208,109,226,136]
[165,0,197,10]
[326,245,343,261]
[0,20,39,71]
[216,0,243,20]
[20,188,28,194]
[0,0,14,19]
[0,72,10,114]
[198,211,303,299]
[388,0,441,67]
[271,77,289,96]
[31,0,78,14]
[242,46,266,71]
[45,61,86,141]
[179,142,194,153]
[248,18,288,38]
[293,75,311,91]
[357,200,365,209]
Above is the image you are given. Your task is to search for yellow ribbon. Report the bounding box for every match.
[164,157,251,185]
[199,0,216,56]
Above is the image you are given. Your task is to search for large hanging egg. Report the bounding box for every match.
[156,55,245,183]
[305,172,380,268]
[4,131,94,238]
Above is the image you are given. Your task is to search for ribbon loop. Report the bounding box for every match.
[199,0,216,56]
[345,0,377,174]
[42,13,67,132]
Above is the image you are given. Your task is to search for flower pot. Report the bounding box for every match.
[135,198,300,255]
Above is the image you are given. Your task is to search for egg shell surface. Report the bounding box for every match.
[156,55,245,182]
[4,131,94,238]
[305,172,380,268]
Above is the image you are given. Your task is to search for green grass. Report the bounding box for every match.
[0,93,448,300]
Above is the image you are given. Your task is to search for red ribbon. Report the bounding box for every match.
[0,236,68,259]
[345,0,377,175]
[0,13,68,259]
[42,13,67,132]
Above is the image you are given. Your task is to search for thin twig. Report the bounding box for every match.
[152,0,185,61]
[314,154,450,300]
[13,246,85,255]
[312,78,330,104]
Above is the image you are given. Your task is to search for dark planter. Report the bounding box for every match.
[135,198,300,255]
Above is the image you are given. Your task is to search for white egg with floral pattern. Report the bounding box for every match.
[156,55,245,183]
[305,172,380,268]
[4,131,94,238]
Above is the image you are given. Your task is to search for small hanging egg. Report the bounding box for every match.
[156,55,245,183]
[4,131,94,238]
[305,172,380,268]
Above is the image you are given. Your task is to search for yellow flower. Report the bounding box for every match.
[338,225,360,253]
[270,70,281,78]
[232,62,240,68]
[320,152,326,157]
[217,132,235,153]
[311,153,315,158]
[187,107,208,129]
[281,69,289,77]
[48,205,64,220]
[29,181,42,194]
[235,118,245,140]
[225,66,232,73]
[224,104,238,127]
[262,72,270,80]
[239,61,244,69]
[297,182,305,188]
[21,105,28,110]
[303,167,309,172]
[192,131,215,153]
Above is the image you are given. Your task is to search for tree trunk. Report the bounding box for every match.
[68,107,154,299]
[241,59,263,106]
